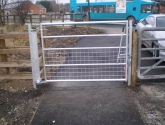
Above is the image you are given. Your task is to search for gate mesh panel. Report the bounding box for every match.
[44,48,126,80]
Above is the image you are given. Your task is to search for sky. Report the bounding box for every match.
[59,0,70,3]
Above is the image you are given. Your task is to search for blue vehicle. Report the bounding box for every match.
[70,0,160,24]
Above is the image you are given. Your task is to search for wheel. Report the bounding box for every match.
[127,16,135,25]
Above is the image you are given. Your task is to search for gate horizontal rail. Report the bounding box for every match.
[137,27,165,79]
[43,47,126,50]
[42,34,126,38]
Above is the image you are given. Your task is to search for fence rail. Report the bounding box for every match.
[3,13,88,25]
[0,28,43,80]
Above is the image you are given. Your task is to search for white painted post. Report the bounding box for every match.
[28,24,41,88]
[128,20,133,86]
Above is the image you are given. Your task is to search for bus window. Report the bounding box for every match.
[154,7,158,14]
[90,6,93,12]
[78,6,81,13]
[93,6,104,13]
[141,5,152,13]
[153,5,159,14]
[105,6,109,13]
[110,5,115,13]
[99,6,104,13]
[82,6,88,12]
[94,6,99,13]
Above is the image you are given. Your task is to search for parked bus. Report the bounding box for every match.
[70,0,160,24]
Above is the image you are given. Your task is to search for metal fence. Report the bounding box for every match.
[137,27,165,79]
[28,20,133,88]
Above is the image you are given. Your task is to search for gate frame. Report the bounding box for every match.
[28,20,133,88]
[137,27,165,79]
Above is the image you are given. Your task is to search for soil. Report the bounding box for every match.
[0,26,105,125]
[129,80,165,125]
[0,79,46,125]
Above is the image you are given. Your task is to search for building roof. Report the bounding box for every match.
[35,4,46,9]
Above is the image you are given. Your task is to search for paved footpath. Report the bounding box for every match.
[31,26,144,125]
[31,82,144,125]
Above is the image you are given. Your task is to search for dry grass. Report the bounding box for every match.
[1,25,31,75]
[2,24,39,47]
[2,24,26,32]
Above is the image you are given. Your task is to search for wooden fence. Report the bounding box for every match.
[0,28,43,80]
[3,13,88,25]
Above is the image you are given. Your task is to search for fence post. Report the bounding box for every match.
[39,14,42,23]
[131,31,138,87]
[62,14,64,23]
[0,29,9,74]
[73,13,76,22]
[50,14,52,23]
[28,24,41,88]
[7,16,9,25]
[0,5,2,26]
[73,14,76,27]
[13,15,16,24]
[86,12,89,21]
[30,15,32,25]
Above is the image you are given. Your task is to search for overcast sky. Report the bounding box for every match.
[59,0,70,3]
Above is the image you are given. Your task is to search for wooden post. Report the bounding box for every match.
[131,32,138,87]
[7,16,9,25]
[86,12,89,21]
[0,29,9,74]
[73,14,76,28]
[13,15,16,24]
[39,14,42,23]
[62,14,64,23]
[0,5,2,26]
[30,15,32,25]
[50,14,52,23]
[73,13,76,22]
[43,27,47,48]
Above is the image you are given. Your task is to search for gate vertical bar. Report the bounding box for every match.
[125,21,128,82]
[128,20,132,86]
[40,24,47,81]
[28,24,41,88]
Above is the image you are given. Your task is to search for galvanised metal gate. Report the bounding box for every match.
[28,21,133,88]
[137,27,165,79]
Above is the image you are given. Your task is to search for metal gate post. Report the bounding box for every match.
[28,24,41,88]
[128,20,132,86]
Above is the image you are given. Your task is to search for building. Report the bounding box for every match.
[4,1,46,15]
[28,4,46,14]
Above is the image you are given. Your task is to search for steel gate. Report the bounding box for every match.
[137,27,165,79]
[28,21,133,88]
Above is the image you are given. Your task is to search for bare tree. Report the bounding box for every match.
[0,0,8,26]
[9,0,33,25]
[50,1,59,13]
